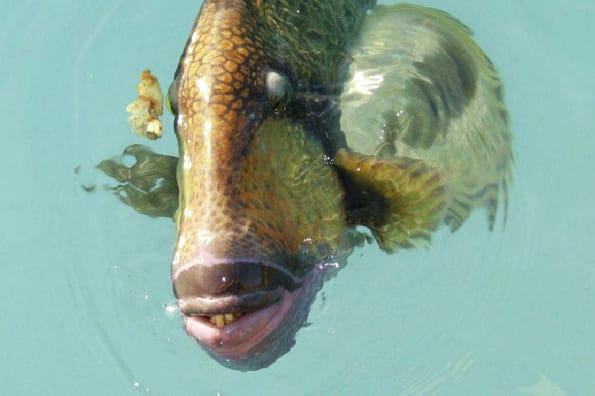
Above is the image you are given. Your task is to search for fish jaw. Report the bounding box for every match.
[182,267,324,370]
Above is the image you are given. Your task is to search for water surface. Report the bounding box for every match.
[1,0,594,394]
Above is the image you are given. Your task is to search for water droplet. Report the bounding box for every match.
[163,304,178,317]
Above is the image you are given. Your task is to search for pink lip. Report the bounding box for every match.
[184,290,295,358]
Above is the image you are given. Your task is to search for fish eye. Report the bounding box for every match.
[167,79,179,114]
[265,70,292,105]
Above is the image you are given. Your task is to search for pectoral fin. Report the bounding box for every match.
[334,148,447,253]
[96,145,179,219]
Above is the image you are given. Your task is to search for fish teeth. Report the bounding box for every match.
[209,313,242,328]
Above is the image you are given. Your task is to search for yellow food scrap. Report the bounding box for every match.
[126,70,164,140]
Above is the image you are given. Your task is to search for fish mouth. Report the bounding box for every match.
[178,287,284,317]
[173,259,316,369]
[182,289,297,361]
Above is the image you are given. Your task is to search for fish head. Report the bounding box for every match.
[168,0,353,370]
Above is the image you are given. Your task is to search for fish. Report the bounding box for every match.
[97,1,513,371]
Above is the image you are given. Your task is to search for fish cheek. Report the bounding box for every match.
[240,119,348,270]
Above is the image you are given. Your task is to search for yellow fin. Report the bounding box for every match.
[335,149,447,253]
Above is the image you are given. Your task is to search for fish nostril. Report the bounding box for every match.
[173,261,300,299]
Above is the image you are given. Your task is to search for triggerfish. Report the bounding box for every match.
[98,0,513,371]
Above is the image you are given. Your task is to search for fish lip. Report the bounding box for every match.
[183,289,295,358]
[172,256,305,286]
[178,288,284,316]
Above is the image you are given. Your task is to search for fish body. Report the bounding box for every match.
[101,1,513,370]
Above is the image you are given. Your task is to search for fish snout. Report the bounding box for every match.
[173,260,302,316]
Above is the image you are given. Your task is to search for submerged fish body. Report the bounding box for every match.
[337,4,513,250]
[100,0,513,370]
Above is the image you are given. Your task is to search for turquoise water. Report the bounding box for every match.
[2,0,594,394]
